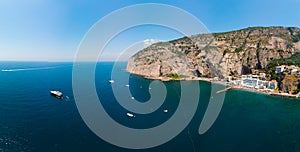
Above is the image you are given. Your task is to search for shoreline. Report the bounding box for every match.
[131,74,300,99]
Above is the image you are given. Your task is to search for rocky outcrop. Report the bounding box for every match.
[127,26,300,80]
[282,75,298,94]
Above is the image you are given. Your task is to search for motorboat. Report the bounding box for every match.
[50,90,63,99]
[127,112,135,118]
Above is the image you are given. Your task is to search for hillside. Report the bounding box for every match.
[266,52,300,69]
[126,26,300,80]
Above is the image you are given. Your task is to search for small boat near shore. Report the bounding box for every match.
[109,80,115,83]
[50,91,63,99]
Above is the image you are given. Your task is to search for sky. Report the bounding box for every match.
[0,0,299,61]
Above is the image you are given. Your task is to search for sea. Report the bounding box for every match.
[1,62,300,152]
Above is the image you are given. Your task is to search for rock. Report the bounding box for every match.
[127,26,300,80]
[282,75,298,94]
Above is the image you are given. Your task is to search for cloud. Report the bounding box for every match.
[143,39,161,46]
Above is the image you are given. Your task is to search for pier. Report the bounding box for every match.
[216,87,231,94]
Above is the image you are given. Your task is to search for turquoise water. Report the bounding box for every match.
[0,62,300,152]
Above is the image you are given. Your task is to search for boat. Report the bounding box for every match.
[163,109,168,113]
[109,80,115,83]
[126,112,135,118]
[50,91,63,99]
[125,84,130,87]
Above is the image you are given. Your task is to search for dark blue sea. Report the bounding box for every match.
[1,62,300,152]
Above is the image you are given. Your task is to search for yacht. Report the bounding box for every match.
[50,91,63,99]
[126,113,135,118]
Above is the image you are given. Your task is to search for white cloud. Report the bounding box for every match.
[143,39,161,46]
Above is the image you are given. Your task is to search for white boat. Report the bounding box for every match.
[50,90,63,99]
[131,96,135,100]
[125,84,130,87]
[163,109,168,113]
[109,80,115,83]
[126,112,134,117]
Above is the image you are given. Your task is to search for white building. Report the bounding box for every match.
[241,75,258,88]
[241,75,277,89]
[290,68,298,74]
[275,66,285,74]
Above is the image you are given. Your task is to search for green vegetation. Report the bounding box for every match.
[292,33,300,43]
[234,47,243,53]
[295,83,300,94]
[265,52,300,80]
[266,52,300,70]
[203,45,217,51]
[293,89,300,94]
[270,71,278,80]
[163,74,188,79]
[169,36,190,44]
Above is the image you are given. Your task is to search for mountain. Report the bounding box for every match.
[126,26,300,80]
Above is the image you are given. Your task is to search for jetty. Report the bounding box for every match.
[216,87,231,94]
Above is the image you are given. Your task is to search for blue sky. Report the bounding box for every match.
[0,0,299,61]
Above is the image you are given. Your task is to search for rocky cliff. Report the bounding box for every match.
[127,26,300,80]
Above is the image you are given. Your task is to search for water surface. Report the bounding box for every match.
[0,62,299,152]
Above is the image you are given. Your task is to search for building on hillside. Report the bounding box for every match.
[269,80,277,89]
[290,68,298,74]
[275,65,285,74]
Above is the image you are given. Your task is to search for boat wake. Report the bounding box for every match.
[1,66,62,72]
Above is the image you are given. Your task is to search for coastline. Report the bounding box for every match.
[129,73,300,99]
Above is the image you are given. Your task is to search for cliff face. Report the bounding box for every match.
[127,26,300,79]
